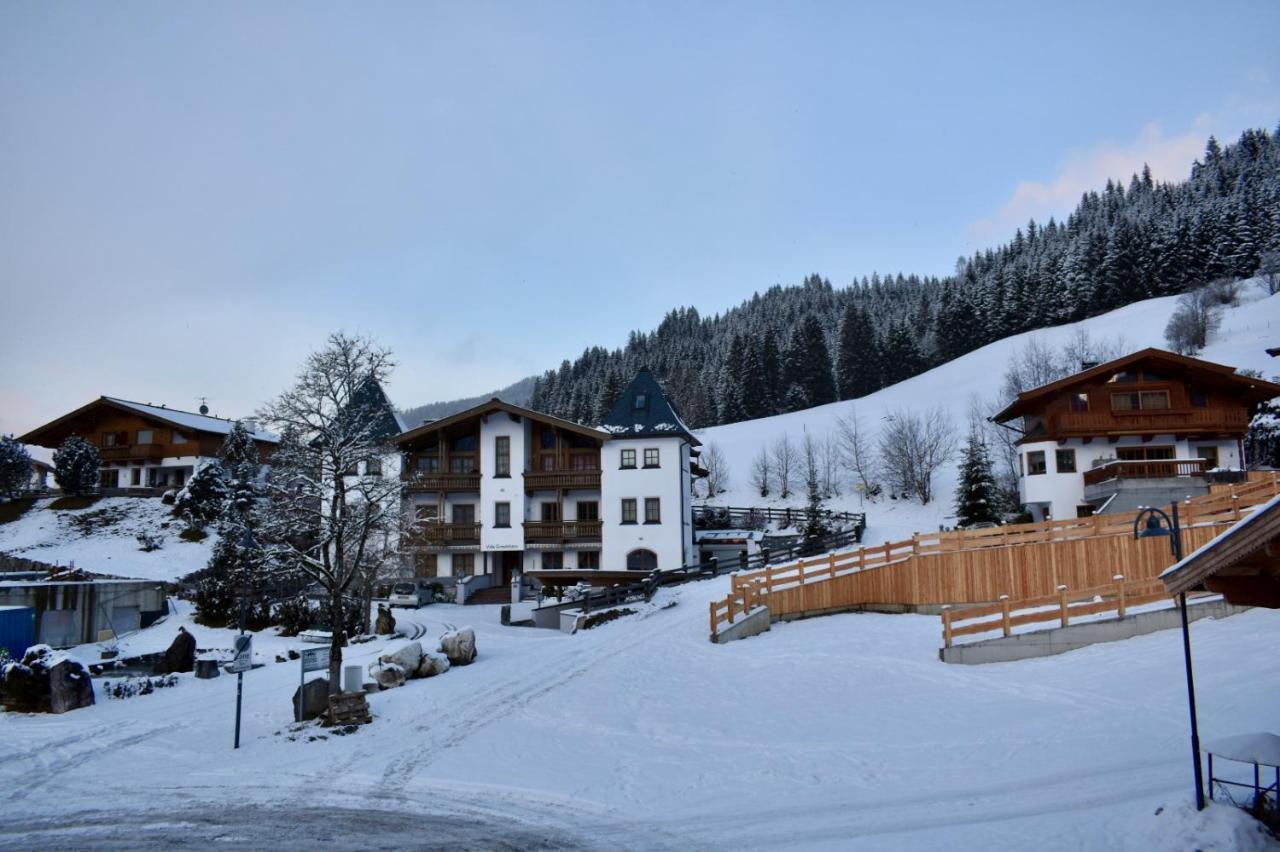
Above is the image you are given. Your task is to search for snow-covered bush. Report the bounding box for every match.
[175,461,228,531]
[104,674,178,700]
[275,594,316,637]
[135,531,162,552]
[0,435,33,498]
[1245,399,1280,470]
[53,436,100,496]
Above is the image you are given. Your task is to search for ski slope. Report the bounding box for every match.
[0,582,1276,850]
[698,282,1280,544]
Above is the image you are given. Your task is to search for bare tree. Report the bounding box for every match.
[771,434,797,498]
[877,407,957,504]
[749,446,772,497]
[834,407,879,499]
[1001,336,1064,404]
[821,431,841,498]
[1060,328,1127,375]
[1164,287,1223,355]
[701,442,729,497]
[258,332,403,695]
[1258,249,1280,296]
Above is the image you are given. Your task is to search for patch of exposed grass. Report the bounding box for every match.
[48,495,101,511]
[0,498,37,525]
[178,528,208,543]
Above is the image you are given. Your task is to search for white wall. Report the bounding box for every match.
[479,413,525,553]
[601,436,688,571]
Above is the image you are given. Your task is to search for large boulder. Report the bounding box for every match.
[414,653,450,679]
[0,645,94,714]
[439,628,476,667]
[368,662,405,690]
[292,677,330,721]
[378,642,423,677]
[155,627,197,675]
[375,605,396,636]
[48,659,95,714]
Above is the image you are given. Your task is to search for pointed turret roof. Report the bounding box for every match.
[341,375,407,445]
[600,369,700,445]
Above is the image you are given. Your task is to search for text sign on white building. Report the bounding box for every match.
[301,647,330,673]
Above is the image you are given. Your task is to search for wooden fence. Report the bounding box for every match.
[709,472,1280,640]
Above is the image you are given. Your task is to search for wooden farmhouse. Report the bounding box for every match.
[994,348,1280,522]
[19,397,277,494]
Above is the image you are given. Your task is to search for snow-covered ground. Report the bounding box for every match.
[0,497,215,581]
[1,580,1276,851]
[697,282,1280,546]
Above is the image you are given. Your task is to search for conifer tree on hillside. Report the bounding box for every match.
[759,331,783,416]
[0,436,32,499]
[835,303,881,399]
[717,334,749,424]
[220,420,261,527]
[782,316,836,412]
[53,436,99,497]
[176,461,228,532]
[954,429,1001,527]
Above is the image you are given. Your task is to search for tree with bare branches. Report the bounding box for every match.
[771,434,797,499]
[834,407,879,499]
[877,407,956,505]
[701,443,729,497]
[749,447,772,497]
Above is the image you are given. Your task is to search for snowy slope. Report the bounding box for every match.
[698,282,1280,545]
[0,497,215,581]
[0,583,1276,850]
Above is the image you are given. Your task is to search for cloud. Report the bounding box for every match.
[968,117,1212,244]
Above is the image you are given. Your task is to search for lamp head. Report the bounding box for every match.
[1138,513,1170,538]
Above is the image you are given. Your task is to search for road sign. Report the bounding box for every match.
[229,634,253,673]
[301,647,330,673]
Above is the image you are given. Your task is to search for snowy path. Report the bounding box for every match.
[2,583,1278,851]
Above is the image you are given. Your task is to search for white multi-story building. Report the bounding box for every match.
[394,370,699,590]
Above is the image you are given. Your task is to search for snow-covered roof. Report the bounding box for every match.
[1205,732,1280,766]
[695,530,765,543]
[103,398,278,442]
[1160,492,1280,592]
[600,369,700,445]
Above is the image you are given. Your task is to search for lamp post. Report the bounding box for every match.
[1134,502,1205,810]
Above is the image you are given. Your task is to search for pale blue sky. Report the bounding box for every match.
[2,1,1278,436]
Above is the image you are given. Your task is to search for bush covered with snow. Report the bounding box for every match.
[53,436,99,497]
[104,674,179,700]
[0,435,32,499]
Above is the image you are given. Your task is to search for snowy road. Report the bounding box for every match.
[2,586,1278,851]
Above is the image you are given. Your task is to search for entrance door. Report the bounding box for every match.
[499,551,521,585]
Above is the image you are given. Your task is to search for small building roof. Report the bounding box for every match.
[340,376,407,445]
[599,369,700,445]
[1161,492,1280,607]
[19,396,277,447]
[695,530,765,543]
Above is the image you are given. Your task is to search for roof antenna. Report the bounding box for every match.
[197,397,209,416]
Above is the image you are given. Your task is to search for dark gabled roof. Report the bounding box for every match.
[994,348,1280,422]
[340,376,407,446]
[600,369,700,445]
[18,396,278,447]
[393,398,606,447]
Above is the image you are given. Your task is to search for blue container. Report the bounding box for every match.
[0,606,35,661]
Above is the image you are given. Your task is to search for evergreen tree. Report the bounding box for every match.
[176,461,229,531]
[759,331,783,415]
[717,334,749,423]
[800,446,833,553]
[781,316,836,412]
[1245,400,1280,470]
[220,421,260,528]
[0,436,33,499]
[954,430,1001,527]
[53,436,100,497]
[593,369,623,424]
[834,304,881,398]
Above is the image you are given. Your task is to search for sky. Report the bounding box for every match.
[2,0,1278,439]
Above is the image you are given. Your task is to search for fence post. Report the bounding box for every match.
[1114,574,1126,618]
[1000,595,1011,637]
[1184,499,1195,529]
[1057,584,1069,627]
[942,606,952,648]
[709,601,717,639]
[883,541,892,564]
[727,590,735,624]
[1231,495,1241,520]
[857,546,865,571]
[911,534,920,556]
[709,556,719,577]
[828,552,837,580]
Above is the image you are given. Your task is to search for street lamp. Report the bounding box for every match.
[1134,502,1205,810]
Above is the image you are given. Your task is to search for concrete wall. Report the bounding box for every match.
[940,598,1248,664]
[712,606,771,644]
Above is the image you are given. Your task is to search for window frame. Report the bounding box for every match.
[620,498,637,524]
[644,497,661,524]
[494,435,510,477]
[643,448,660,468]
[136,429,154,445]
[365,456,383,477]
[1055,448,1077,474]
[1027,450,1047,476]
[576,500,599,521]
[452,504,476,525]
[620,448,637,469]
[494,501,511,528]
[578,551,600,570]
[452,553,475,577]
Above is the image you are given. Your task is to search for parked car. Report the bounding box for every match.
[388,581,432,608]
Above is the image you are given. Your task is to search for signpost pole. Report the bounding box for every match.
[233,528,256,750]
[298,656,305,723]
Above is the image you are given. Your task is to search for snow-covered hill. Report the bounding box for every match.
[697,281,1280,545]
[0,497,215,581]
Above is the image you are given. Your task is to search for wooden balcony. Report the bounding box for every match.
[400,472,481,493]
[406,522,482,547]
[99,444,170,462]
[523,469,601,491]
[523,520,602,544]
[1053,408,1248,437]
[1082,459,1208,487]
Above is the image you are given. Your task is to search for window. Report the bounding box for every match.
[540,427,557,450]
[131,468,142,486]
[1196,446,1220,469]
[540,454,556,471]
[343,461,359,476]
[136,429,154,445]
[542,551,564,570]
[103,431,126,447]
[495,436,510,477]
[643,448,660,468]
[495,502,511,528]
[452,553,474,577]
[417,454,439,472]
[576,500,599,521]
[366,457,382,477]
[450,435,476,453]
[449,456,476,473]
[620,448,636,469]
[414,553,438,578]
[1190,391,1208,408]
[1111,390,1170,411]
[621,498,637,524]
[452,504,475,524]
[1142,370,1169,382]
[1027,451,1047,475]
[570,453,598,470]
[1055,449,1076,474]
[541,502,560,522]
[1069,393,1089,412]
[634,393,647,410]
[644,497,661,524]
[99,469,118,488]
[578,551,600,570]
[1117,446,1175,461]
[172,432,189,444]
[626,549,657,571]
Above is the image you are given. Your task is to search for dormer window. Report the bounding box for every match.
[634,393,647,410]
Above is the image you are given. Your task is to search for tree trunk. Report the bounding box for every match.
[327,588,345,696]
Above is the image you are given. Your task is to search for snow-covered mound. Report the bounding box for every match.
[697,281,1280,545]
[0,497,215,581]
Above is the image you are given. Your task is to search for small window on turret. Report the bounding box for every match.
[634,393,647,410]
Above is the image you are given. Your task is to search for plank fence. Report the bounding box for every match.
[709,472,1280,641]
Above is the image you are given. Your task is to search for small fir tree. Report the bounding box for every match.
[175,461,229,531]
[800,444,834,553]
[0,436,33,498]
[954,430,1001,527]
[53,436,100,496]
[1245,399,1280,470]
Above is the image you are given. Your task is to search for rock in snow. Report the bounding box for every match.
[0,645,95,714]
[155,627,197,675]
[440,628,476,666]
[291,677,329,721]
[377,641,423,676]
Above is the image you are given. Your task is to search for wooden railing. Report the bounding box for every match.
[99,445,170,461]
[709,473,1280,640]
[400,472,481,492]
[940,575,1171,648]
[1054,408,1248,435]
[1082,459,1208,487]
[407,522,482,546]
[523,520,603,543]
[523,470,601,491]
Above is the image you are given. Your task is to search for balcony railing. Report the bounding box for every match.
[523,469,601,491]
[407,522,482,546]
[523,520,603,543]
[99,445,169,461]
[1054,408,1248,436]
[1082,459,1208,487]
[400,471,481,493]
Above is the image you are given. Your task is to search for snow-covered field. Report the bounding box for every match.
[1,581,1277,851]
[0,497,215,581]
[698,282,1280,545]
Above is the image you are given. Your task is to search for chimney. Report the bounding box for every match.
[1080,361,1098,371]
[242,417,258,434]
